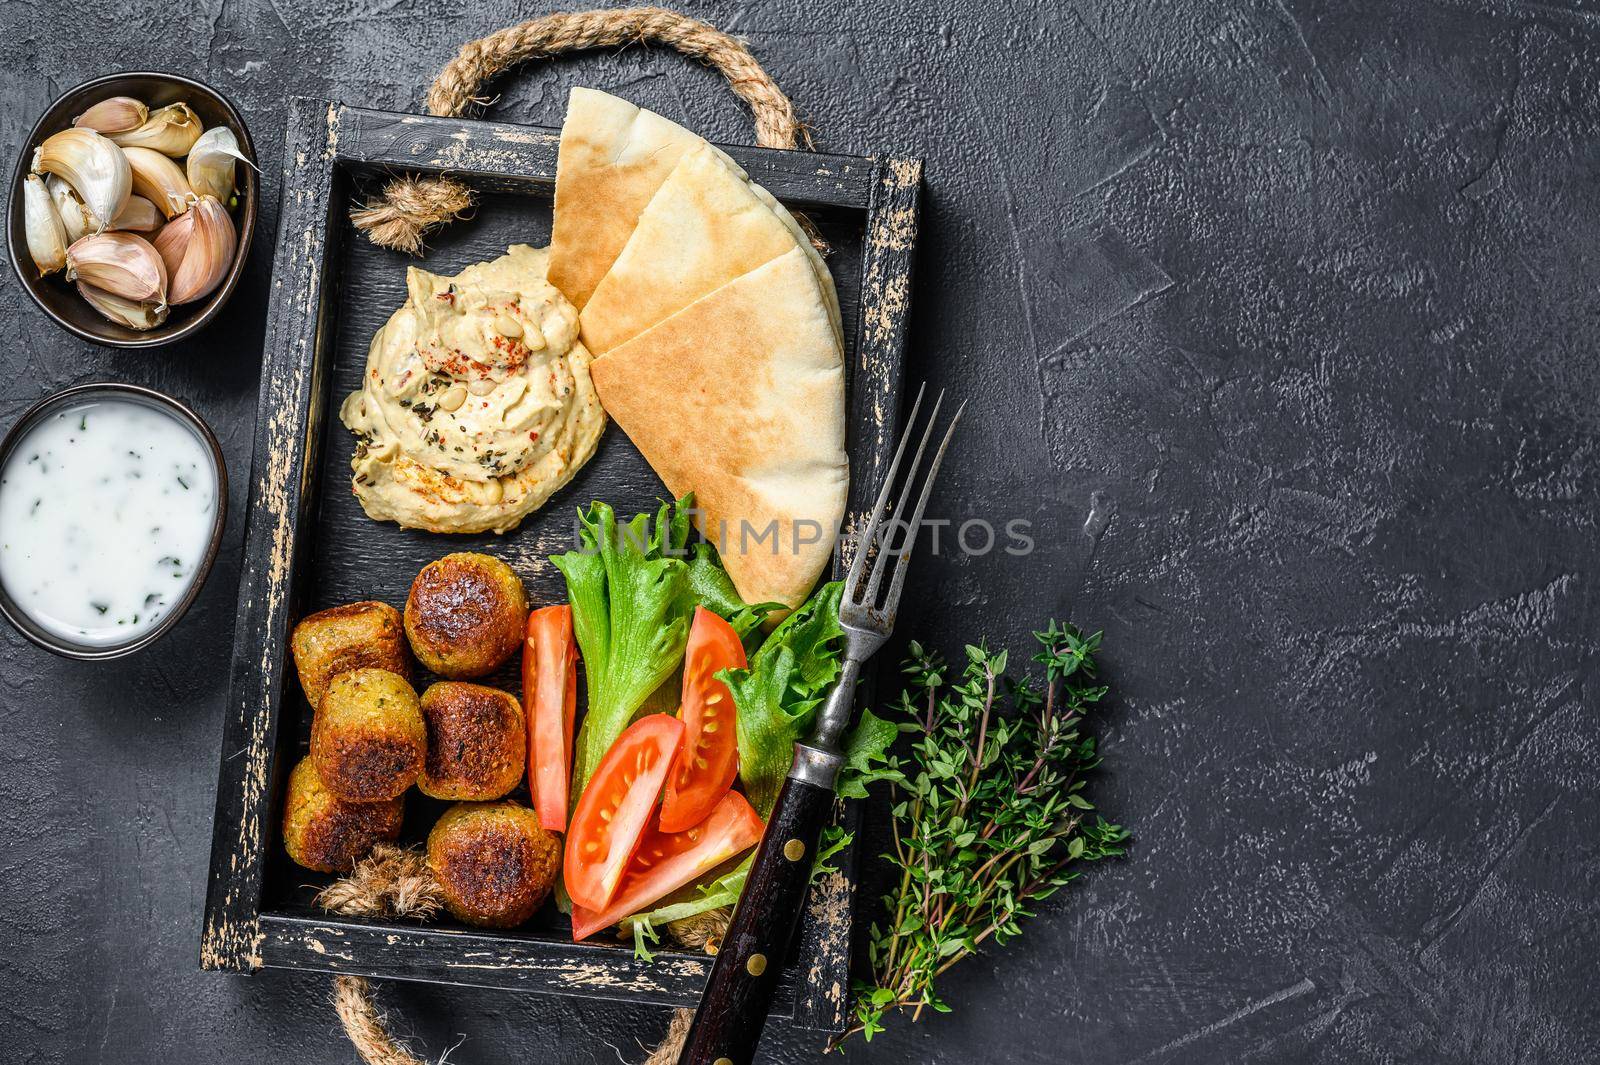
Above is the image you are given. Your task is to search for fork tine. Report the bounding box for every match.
[861,390,944,608]
[843,383,925,603]
[879,399,964,617]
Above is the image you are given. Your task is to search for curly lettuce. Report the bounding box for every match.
[626,582,899,936]
[553,496,774,804]
[553,518,898,940]
[723,581,846,816]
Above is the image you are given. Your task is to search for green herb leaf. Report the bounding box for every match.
[835,621,1128,1048]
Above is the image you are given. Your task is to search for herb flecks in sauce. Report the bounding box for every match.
[0,401,215,647]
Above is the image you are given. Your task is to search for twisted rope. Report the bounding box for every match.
[314,846,727,1063]
[316,845,445,1065]
[351,6,807,254]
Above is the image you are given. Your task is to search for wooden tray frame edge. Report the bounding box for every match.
[200,97,920,1034]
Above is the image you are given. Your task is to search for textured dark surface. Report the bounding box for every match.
[1,1,1596,1063]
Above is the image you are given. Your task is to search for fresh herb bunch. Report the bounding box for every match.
[840,622,1129,1044]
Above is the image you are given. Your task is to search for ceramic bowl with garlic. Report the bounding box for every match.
[6,72,257,349]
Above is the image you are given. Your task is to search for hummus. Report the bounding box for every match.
[339,244,604,534]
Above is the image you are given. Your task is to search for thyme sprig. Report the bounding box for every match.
[837,621,1128,1045]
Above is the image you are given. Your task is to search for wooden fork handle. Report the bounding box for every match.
[679,748,840,1065]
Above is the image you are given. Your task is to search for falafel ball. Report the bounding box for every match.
[427,802,560,927]
[291,600,411,709]
[282,756,404,872]
[417,681,526,801]
[404,553,528,679]
[311,668,426,802]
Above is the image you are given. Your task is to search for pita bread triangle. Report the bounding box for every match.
[587,246,848,609]
[547,88,704,311]
[578,143,819,356]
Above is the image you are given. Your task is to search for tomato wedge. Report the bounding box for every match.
[659,607,746,833]
[524,605,577,832]
[564,714,682,911]
[571,791,765,941]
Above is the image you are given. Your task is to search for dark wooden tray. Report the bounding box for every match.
[199,99,919,1032]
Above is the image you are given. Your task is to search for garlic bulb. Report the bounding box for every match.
[65,231,167,303]
[163,195,236,304]
[185,126,252,202]
[108,195,162,233]
[77,281,168,331]
[45,175,92,242]
[21,174,68,276]
[31,128,130,232]
[110,102,202,157]
[73,96,148,135]
[122,146,195,219]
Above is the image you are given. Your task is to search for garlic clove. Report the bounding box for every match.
[151,208,193,277]
[22,174,68,276]
[73,96,149,135]
[109,195,162,233]
[77,281,168,331]
[109,102,202,157]
[167,195,236,305]
[65,231,168,304]
[185,126,254,203]
[122,145,196,219]
[45,175,92,242]
[31,128,131,232]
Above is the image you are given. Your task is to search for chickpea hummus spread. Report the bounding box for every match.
[340,245,604,534]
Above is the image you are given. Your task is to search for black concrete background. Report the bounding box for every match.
[2,1,1596,1062]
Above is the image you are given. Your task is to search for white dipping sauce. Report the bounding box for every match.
[0,400,217,647]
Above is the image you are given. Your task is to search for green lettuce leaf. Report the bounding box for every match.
[682,543,779,645]
[626,857,752,959]
[721,581,846,817]
[556,552,881,939]
[552,498,691,803]
[624,705,899,935]
[835,707,905,799]
[623,582,849,934]
[551,496,776,805]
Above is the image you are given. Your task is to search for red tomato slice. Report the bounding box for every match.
[571,791,765,941]
[564,714,683,912]
[659,607,746,833]
[524,605,577,832]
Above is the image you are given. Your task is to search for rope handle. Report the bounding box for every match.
[352,6,808,254]
[318,844,712,1064]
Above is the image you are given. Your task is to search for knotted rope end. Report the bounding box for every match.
[350,176,475,256]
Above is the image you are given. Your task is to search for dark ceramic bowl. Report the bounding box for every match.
[6,71,257,349]
[0,382,228,660]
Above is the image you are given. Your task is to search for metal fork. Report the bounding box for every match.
[680,386,963,1065]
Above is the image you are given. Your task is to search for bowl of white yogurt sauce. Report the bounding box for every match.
[0,382,227,659]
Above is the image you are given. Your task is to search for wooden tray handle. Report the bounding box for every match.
[352,5,808,254]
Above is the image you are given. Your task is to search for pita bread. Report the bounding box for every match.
[588,247,847,608]
[548,88,704,310]
[581,145,820,355]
